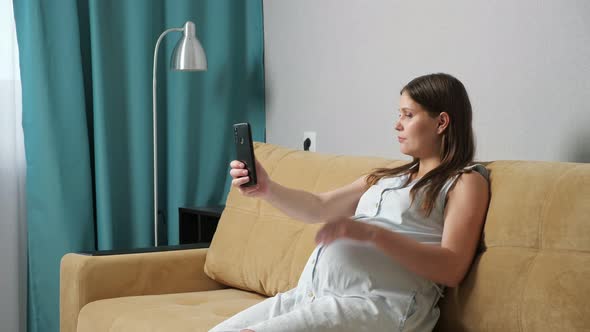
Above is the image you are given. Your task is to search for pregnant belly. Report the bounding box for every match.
[314,239,426,296]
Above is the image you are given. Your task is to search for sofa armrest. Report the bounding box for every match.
[60,247,227,332]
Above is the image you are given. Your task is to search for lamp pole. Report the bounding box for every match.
[152,21,207,247]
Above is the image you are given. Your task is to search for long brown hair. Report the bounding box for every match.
[366,73,475,217]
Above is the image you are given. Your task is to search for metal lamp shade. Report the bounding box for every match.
[171,21,207,71]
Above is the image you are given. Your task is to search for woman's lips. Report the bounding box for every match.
[397,136,406,143]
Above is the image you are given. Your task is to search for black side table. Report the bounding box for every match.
[178,205,225,245]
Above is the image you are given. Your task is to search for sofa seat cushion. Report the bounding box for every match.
[76,288,267,332]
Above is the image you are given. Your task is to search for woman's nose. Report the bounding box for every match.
[394,120,403,131]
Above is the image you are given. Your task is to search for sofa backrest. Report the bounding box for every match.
[205,143,590,331]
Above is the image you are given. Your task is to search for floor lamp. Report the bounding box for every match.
[153,21,207,246]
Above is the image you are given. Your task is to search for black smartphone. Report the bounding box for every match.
[233,122,258,187]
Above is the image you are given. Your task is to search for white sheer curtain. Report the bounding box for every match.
[0,0,26,331]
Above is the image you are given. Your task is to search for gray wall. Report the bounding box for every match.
[263,0,590,162]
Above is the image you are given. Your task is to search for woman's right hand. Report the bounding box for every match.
[229,159,270,198]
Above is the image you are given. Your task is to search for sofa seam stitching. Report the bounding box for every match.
[538,165,578,251]
[519,252,539,332]
[226,206,313,223]
[484,245,589,254]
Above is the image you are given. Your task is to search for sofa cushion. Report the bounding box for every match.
[76,289,266,332]
[204,143,403,296]
[436,161,590,331]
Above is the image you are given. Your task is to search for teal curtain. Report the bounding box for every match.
[13,1,265,331]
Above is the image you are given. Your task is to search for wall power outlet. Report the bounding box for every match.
[303,131,317,152]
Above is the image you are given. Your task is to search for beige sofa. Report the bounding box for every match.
[60,142,590,332]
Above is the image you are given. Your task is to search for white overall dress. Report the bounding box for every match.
[209,164,488,332]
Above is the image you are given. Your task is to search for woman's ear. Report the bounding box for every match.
[437,112,450,134]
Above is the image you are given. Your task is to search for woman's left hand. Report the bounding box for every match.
[315,217,379,245]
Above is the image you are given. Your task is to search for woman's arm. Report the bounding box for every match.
[230,160,367,224]
[315,171,489,287]
[264,177,367,223]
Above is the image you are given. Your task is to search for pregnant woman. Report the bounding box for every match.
[209,73,490,332]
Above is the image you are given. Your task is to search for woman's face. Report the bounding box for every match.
[395,92,442,159]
